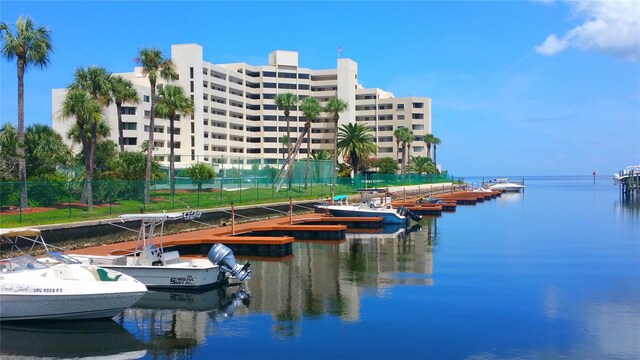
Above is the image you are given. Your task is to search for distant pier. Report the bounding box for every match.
[614,165,640,197]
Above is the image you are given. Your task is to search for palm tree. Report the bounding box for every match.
[325,97,348,196]
[431,136,442,169]
[0,123,18,181]
[274,92,298,188]
[110,76,140,152]
[300,96,321,189]
[136,48,177,205]
[279,135,289,161]
[407,156,437,175]
[423,133,439,160]
[59,89,102,211]
[337,123,377,177]
[155,84,194,196]
[402,129,414,175]
[393,128,404,174]
[1,16,52,208]
[68,66,112,207]
[311,149,332,160]
[185,162,215,192]
[24,124,71,180]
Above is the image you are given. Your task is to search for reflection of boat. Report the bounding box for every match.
[317,190,421,224]
[72,212,251,290]
[133,285,249,313]
[488,178,525,192]
[0,320,146,359]
[347,223,424,241]
[126,286,250,350]
[0,228,147,321]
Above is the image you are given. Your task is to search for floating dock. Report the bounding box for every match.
[68,188,501,259]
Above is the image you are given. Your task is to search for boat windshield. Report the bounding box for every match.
[45,251,82,265]
[0,254,48,273]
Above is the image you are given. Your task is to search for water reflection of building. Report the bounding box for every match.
[243,218,437,333]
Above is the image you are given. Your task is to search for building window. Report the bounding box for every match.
[263,82,276,88]
[190,67,194,79]
[298,73,310,79]
[278,72,296,79]
[263,71,276,77]
[143,95,150,102]
[121,106,136,115]
[124,122,137,130]
[298,84,310,90]
[278,83,296,89]
[397,115,405,120]
[263,93,276,99]
[412,113,424,119]
[412,102,424,108]
[123,137,137,145]
[397,103,404,110]
[263,104,277,110]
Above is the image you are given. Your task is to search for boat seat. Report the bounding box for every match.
[96,267,122,281]
[160,250,180,263]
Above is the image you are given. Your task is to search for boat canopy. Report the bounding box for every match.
[333,194,348,201]
[356,188,387,193]
[0,228,42,238]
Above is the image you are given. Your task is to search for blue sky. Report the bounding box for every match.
[1,1,639,176]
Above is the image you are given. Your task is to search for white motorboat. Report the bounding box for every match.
[72,211,251,290]
[0,228,147,321]
[317,190,422,225]
[488,178,525,192]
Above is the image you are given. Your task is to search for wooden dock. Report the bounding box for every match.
[67,188,501,259]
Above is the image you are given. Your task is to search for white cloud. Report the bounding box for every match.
[536,34,569,55]
[535,0,640,62]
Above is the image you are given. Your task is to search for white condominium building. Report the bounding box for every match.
[52,43,431,170]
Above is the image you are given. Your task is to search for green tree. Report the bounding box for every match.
[325,97,348,195]
[393,127,404,173]
[311,149,332,160]
[300,96,321,189]
[110,76,140,152]
[375,157,399,174]
[279,134,289,161]
[186,162,215,192]
[274,92,298,188]
[155,84,194,196]
[136,48,177,204]
[24,124,71,180]
[402,129,414,175]
[407,156,437,175]
[59,89,102,211]
[1,16,53,208]
[113,151,160,180]
[67,66,113,209]
[423,133,440,161]
[337,123,377,177]
[311,149,332,179]
[432,136,442,169]
[0,123,18,181]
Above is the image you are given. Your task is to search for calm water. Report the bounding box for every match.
[2,176,639,359]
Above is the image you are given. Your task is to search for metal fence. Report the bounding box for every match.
[0,172,454,226]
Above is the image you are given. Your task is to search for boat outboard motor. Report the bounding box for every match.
[208,243,251,281]
[397,206,422,222]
